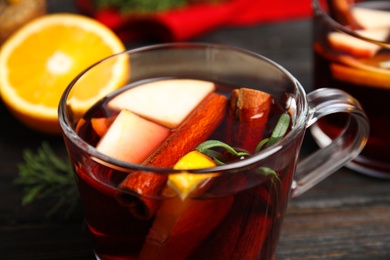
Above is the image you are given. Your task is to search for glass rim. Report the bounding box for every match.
[313,0,390,47]
[58,42,308,174]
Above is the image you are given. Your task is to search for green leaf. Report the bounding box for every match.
[266,113,290,148]
[254,138,269,153]
[22,184,44,205]
[195,113,290,181]
[196,140,251,159]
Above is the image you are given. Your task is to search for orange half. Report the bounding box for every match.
[0,13,127,134]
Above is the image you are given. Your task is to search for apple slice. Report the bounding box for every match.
[328,28,389,58]
[352,7,390,29]
[96,110,170,164]
[107,79,215,128]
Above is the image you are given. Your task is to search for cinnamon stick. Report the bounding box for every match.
[138,195,233,259]
[225,88,271,153]
[328,0,362,29]
[190,88,277,258]
[117,92,228,219]
[190,182,276,259]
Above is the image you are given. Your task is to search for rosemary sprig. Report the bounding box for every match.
[197,113,291,165]
[197,140,251,165]
[14,142,78,218]
[195,113,290,215]
[255,113,290,153]
[195,113,289,217]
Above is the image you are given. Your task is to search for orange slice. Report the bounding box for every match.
[331,54,390,89]
[168,150,218,200]
[0,13,127,134]
[331,63,390,89]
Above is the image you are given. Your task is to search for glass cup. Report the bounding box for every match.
[58,43,369,259]
[312,0,390,178]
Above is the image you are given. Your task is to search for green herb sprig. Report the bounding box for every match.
[255,113,290,152]
[195,113,290,215]
[14,142,78,218]
[196,113,291,166]
[196,112,290,190]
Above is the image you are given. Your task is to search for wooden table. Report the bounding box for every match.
[2,1,390,259]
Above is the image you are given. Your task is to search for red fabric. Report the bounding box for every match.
[76,0,314,42]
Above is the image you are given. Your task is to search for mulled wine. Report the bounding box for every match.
[313,0,390,177]
[65,78,296,259]
[59,43,369,260]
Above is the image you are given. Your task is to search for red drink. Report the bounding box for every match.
[313,0,390,177]
[63,79,298,259]
[59,43,370,260]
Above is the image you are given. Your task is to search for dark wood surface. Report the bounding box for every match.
[2,1,390,259]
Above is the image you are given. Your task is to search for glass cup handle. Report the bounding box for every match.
[291,88,370,197]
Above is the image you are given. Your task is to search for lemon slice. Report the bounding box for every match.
[169,151,218,200]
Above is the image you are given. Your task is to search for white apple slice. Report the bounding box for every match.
[108,79,215,128]
[328,28,389,58]
[352,7,390,29]
[96,110,170,164]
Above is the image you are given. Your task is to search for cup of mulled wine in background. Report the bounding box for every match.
[312,0,390,178]
[59,43,369,259]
